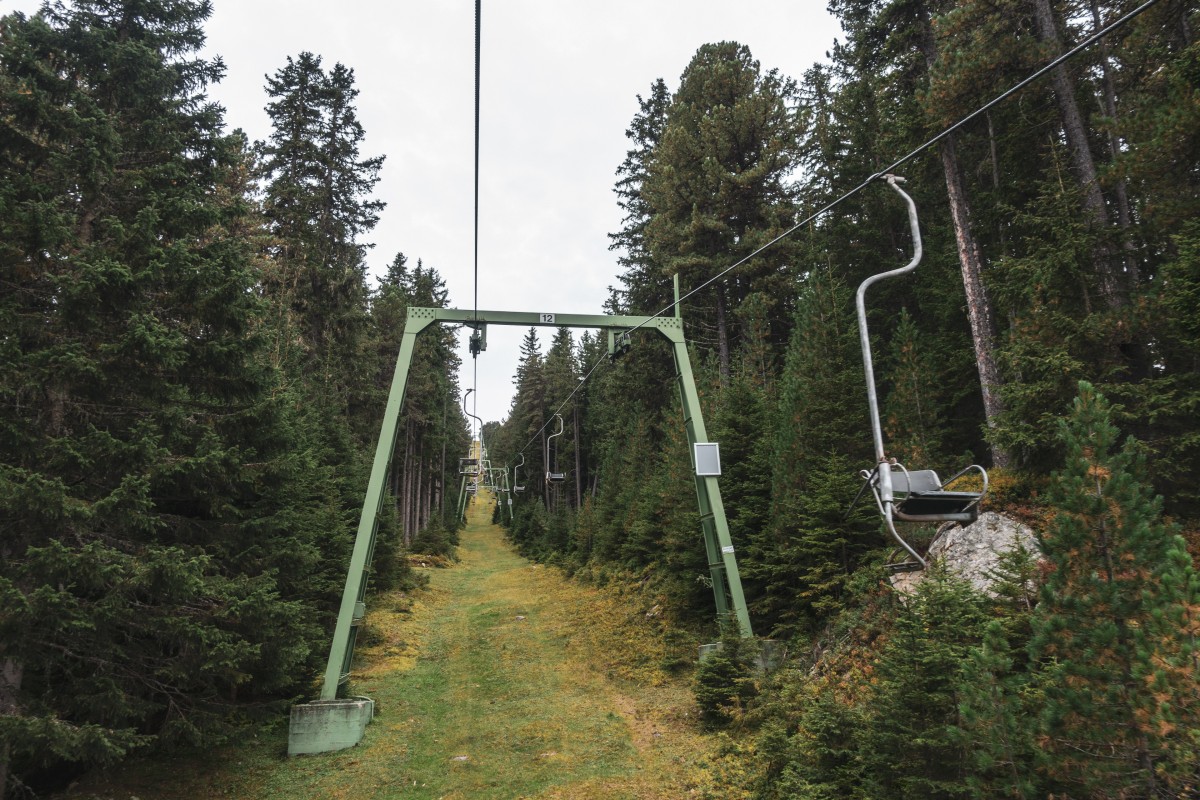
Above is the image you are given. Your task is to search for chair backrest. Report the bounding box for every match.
[891,469,941,495]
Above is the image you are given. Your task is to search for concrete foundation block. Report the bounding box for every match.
[287,696,375,756]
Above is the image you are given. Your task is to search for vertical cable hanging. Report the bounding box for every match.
[472,0,481,330]
[470,0,482,455]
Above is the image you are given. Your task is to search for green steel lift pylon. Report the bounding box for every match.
[288,301,754,755]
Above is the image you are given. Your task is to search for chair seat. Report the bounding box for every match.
[896,490,981,519]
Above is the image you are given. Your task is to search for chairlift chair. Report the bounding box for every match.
[512,453,525,493]
[853,176,989,573]
[545,413,566,483]
[461,388,487,480]
[458,457,479,476]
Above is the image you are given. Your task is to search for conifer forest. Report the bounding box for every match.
[2,1,1199,798]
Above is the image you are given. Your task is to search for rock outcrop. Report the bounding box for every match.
[890,511,1041,596]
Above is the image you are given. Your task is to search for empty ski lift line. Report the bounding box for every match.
[455,389,487,522]
[854,176,988,571]
[293,305,755,754]
[290,1,1162,755]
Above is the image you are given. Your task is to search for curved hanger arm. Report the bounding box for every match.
[462,388,485,454]
[855,175,922,469]
[545,413,565,477]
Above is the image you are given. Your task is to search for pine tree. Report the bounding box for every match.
[507,328,545,495]
[367,254,465,562]
[1028,381,1200,798]
[542,327,579,510]
[643,42,802,382]
[884,308,946,467]
[752,267,875,637]
[693,626,758,729]
[610,78,672,315]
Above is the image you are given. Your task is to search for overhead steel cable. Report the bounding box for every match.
[473,0,481,327]
[469,0,481,448]
[507,0,1159,459]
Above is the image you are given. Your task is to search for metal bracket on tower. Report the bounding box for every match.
[607,329,632,361]
[468,322,487,356]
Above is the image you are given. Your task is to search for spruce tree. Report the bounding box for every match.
[507,328,545,494]
[542,327,579,511]
[610,78,672,315]
[953,621,1039,799]
[859,568,988,800]
[259,51,383,399]
[0,2,323,793]
[753,267,875,637]
[1028,382,1200,798]
[693,626,757,730]
[884,308,946,467]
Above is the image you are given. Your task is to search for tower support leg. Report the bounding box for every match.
[288,312,433,755]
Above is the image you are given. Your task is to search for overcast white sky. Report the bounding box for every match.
[5,0,842,425]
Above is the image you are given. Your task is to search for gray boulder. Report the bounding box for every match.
[890,511,1041,596]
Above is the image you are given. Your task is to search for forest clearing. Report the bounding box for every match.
[4,0,1199,797]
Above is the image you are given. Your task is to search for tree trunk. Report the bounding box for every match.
[940,135,1011,468]
[573,405,582,510]
[1088,0,1140,287]
[918,4,1011,467]
[439,394,448,518]
[715,287,730,386]
[1031,0,1124,308]
[391,433,402,539]
[541,428,549,509]
[0,658,23,800]
[413,438,424,538]
[402,421,414,547]
[423,450,433,533]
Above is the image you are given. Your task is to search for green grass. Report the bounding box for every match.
[61,495,725,799]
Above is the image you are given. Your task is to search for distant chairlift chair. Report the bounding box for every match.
[854,176,988,573]
[512,453,525,493]
[545,413,566,483]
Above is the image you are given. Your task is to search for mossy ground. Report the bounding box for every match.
[59,493,730,799]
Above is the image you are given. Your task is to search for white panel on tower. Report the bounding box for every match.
[694,443,721,476]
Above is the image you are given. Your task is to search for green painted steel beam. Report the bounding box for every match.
[424,307,662,330]
[317,313,436,700]
[668,336,754,638]
[457,474,468,523]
